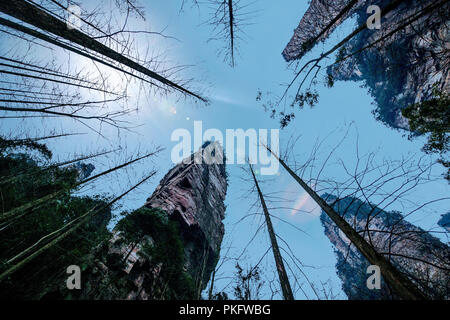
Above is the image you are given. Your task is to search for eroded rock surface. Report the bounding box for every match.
[284,0,449,129]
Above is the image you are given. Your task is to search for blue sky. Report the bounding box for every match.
[0,0,448,299]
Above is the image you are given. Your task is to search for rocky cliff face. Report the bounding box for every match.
[284,0,450,129]
[320,194,450,300]
[282,0,356,62]
[78,142,228,300]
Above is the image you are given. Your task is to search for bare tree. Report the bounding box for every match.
[249,164,295,300]
[0,0,206,101]
[181,0,255,67]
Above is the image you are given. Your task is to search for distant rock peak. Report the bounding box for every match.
[321,194,450,299]
[438,212,450,232]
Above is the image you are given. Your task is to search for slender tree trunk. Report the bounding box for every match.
[0,69,117,94]
[0,148,117,186]
[0,56,96,84]
[227,0,235,66]
[196,243,209,299]
[249,165,295,300]
[208,267,217,300]
[265,147,426,300]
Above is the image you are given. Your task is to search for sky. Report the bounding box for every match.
[0,0,448,300]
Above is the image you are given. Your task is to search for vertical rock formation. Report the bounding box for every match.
[320,194,450,300]
[77,142,228,300]
[283,0,450,129]
[144,141,227,294]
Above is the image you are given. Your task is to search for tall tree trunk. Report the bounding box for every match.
[0,0,206,101]
[265,147,426,300]
[249,165,295,300]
